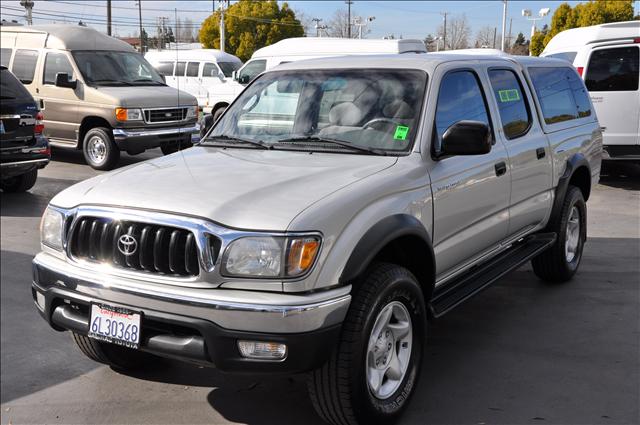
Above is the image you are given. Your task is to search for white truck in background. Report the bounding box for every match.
[145,49,243,116]
[541,21,640,162]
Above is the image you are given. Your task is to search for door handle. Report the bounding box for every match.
[536,147,546,159]
[495,161,507,177]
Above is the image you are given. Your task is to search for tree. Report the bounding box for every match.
[510,32,529,55]
[437,14,471,50]
[326,9,356,38]
[424,34,436,52]
[199,0,304,61]
[475,26,497,48]
[530,0,634,55]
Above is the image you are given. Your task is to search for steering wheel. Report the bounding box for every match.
[362,118,401,132]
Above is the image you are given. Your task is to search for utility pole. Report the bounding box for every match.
[441,12,448,51]
[107,0,112,36]
[501,0,508,51]
[346,0,353,38]
[175,8,179,45]
[218,0,227,52]
[506,17,513,52]
[492,27,497,49]
[137,0,143,53]
[20,0,34,25]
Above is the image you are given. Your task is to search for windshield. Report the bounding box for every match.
[72,51,165,86]
[208,69,427,154]
[218,61,241,77]
[237,59,266,84]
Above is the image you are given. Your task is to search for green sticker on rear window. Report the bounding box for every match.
[394,125,409,140]
[498,89,520,102]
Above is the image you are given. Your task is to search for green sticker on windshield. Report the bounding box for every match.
[394,125,410,140]
[498,89,520,102]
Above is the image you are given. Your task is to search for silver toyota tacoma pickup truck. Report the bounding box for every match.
[32,54,601,425]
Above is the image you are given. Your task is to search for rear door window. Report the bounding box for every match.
[529,67,579,125]
[0,67,33,100]
[488,69,531,139]
[174,61,186,76]
[585,46,639,92]
[434,70,492,141]
[1,48,12,67]
[155,61,174,76]
[186,61,199,77]
[43,52,75,85]
[11,49,38,84]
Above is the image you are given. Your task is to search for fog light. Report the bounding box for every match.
[35,291,45,311]
[237,340,287,360]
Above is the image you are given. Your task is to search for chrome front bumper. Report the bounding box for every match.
[112,124,201,149]
[32,252,351,334]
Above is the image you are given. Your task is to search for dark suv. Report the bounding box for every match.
[1,66,49,192]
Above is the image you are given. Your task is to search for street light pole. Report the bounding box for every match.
[501,0,507,51]
[346,0,353,38]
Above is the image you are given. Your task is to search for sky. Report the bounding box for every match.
[1,0,639,43]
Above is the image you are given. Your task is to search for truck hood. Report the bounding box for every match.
[86,85,197,108]
[51,147,397,230]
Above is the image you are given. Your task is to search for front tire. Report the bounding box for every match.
[72,333,159,371]
[1,169,38,192]
[532,185,586,282]
[308,263,426,425]
[83,127,120,170]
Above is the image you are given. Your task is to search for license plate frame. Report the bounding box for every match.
[88,303,142,349]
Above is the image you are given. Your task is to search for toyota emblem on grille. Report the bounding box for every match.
[117,234,138,256]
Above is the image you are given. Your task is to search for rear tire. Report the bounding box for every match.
[1,169,38,192]
[308,263,426,425]
[212,106,226,123]
[72,332,159,371]
[532,185,586,282]
[83,127,119,170]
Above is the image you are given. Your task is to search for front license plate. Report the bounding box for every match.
[88,304,141,349]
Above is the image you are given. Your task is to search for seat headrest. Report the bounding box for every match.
[383,100,414,119]
[329,102,363,126]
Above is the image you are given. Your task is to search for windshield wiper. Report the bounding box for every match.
[90,79,133,86]
[132,79,166,86]
[276,136,387,156]
[203,135,272,150]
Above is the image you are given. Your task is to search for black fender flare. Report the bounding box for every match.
[549,153,590,225]
[339,214,435,286]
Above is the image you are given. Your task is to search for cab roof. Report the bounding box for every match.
[250,37,427,59]
[543,20,639,53]
[272,52,570,73]
[0,24,135,52]
[145,48,242,64]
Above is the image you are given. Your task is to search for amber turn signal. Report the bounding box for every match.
[286,237,320,276]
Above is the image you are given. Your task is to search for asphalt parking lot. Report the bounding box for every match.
[1,151,639,425]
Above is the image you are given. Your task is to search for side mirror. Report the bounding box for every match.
[55,72,77,89]
[218,70,226,81]
[231,70,237,81]
[440,120,491,156]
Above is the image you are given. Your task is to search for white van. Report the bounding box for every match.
[145,49,242,115]
[541,21,640,161]
[234,37,427,85]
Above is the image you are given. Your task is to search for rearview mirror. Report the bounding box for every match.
[55,72,77,89]
[440,121,491,156]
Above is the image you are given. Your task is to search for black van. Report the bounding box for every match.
[1,66,49,192]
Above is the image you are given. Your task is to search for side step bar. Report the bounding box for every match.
[429,233,557,318]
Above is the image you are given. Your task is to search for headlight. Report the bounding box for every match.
[222,235,320,278]
[40,207,64,251]
[115,108,143,121]
[185,105,198,119]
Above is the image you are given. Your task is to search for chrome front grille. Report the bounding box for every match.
[68,216,204,277]
[143,107,187,123]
